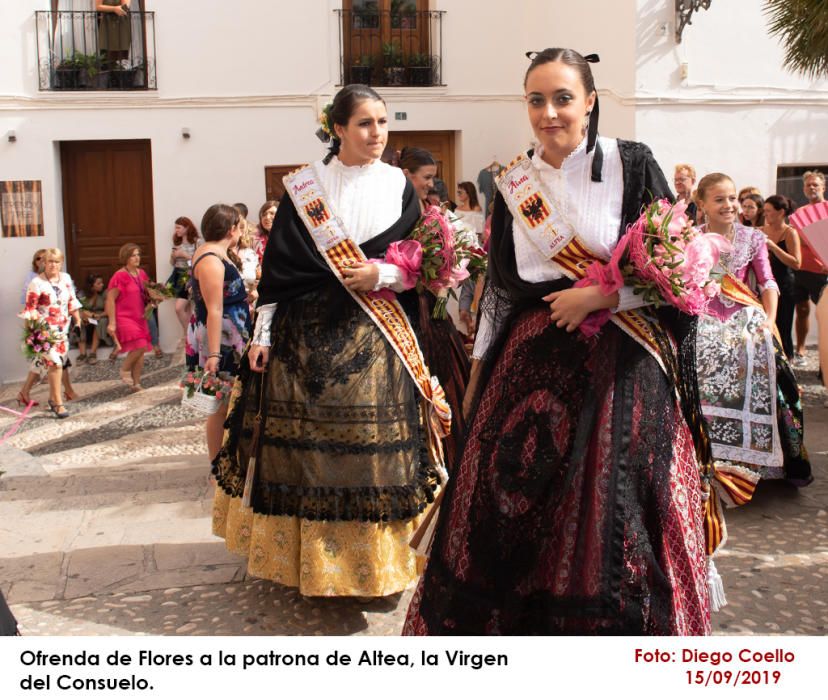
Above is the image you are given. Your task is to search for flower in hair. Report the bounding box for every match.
[317,103,334,143]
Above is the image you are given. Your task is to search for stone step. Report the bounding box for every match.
[0,454,244,604]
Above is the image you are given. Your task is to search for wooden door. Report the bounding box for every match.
[264,165,302,204]
[61,139,156,290]
[385,130,455,194]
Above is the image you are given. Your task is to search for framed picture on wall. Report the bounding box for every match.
[1,180,44,238]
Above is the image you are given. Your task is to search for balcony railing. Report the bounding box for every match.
[335,10,445,87]
[35,11,156,91]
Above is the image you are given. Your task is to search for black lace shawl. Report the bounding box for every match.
[256,177,421,306]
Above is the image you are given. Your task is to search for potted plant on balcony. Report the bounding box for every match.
[350,54,374,85]
[408,52,434,86]
[53,54,83,90]
[382,41,406,86]
[110,62,139,90]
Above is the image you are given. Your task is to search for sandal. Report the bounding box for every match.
[87,354,98,365]
[109,348,119,362]
[76,353,87,363]
[64,389,78,401]
[154,348,164,358]
[47,400,69,419]
[16,392,39,407]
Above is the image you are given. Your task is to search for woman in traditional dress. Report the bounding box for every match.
[211,84,443,598]
[404,48,711,635]
[694,174,811,487]
[19,248,82,419]
[398,147,470,470]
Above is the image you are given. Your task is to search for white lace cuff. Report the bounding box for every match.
[612,285,648,313]
[374,262,406,292]
[252,302,277,346]
[472,313,496,360]
[759,279,780,295]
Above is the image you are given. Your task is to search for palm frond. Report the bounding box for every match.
[764,0,828,79]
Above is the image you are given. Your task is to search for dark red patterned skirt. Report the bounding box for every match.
[404,307,710,635]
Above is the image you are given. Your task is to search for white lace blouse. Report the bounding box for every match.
[472,136,646,359]
[253,156,407,345]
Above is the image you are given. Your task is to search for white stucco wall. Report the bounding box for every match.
[2,0,826,382]
[633,0,828,190]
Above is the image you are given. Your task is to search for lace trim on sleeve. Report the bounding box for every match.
[252,302,277,346]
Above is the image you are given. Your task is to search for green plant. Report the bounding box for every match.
[409,52,431,67]
[765,0,828,79]
[382,41,404,67]
[354,54,375,67]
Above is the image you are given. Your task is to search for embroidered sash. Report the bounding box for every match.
[496,152,667,373]
[282,165,452,458]
[720,274,783,346]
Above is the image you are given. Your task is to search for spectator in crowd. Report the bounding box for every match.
[19,248,82,418]
[233,202,249,233]
[762,195,801,359]
[77,273,110,365]
[16,249,48,406]
[168,216,201,335]
[674,163,698,223]
[106,243,153,391]
[96,1,131,68]
[738,185,761,202]
[792,170,827,363]
[252,200,277,265]
[454,181,485,235]
[233,226,260,313]
[186,204,251,462]
[740,192,764,228]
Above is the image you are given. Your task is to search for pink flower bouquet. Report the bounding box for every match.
[20,318,60,366]
[575,199,731,336]
[376,206,487,319]
[179,368,234,404]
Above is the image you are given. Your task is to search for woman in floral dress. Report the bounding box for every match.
[185,204,251,463]
[694,173,811,488]
[19,248,81,418]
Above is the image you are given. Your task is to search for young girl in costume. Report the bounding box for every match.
[694,174,811,487]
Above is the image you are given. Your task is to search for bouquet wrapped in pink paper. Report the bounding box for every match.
[379,205,487,319]
[575,199,731,336]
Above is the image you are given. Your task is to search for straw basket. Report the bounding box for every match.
[181,376,223,415]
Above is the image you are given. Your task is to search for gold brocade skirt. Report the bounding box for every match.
[211,288,439,597]
[212,490,427,597]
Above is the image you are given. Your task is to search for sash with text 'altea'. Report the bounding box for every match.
[282,164,452,456]
[496,152,665,373]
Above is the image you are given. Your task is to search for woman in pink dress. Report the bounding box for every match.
[105,243,153,391]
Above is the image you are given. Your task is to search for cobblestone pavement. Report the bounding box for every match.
[1,347,827,636]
